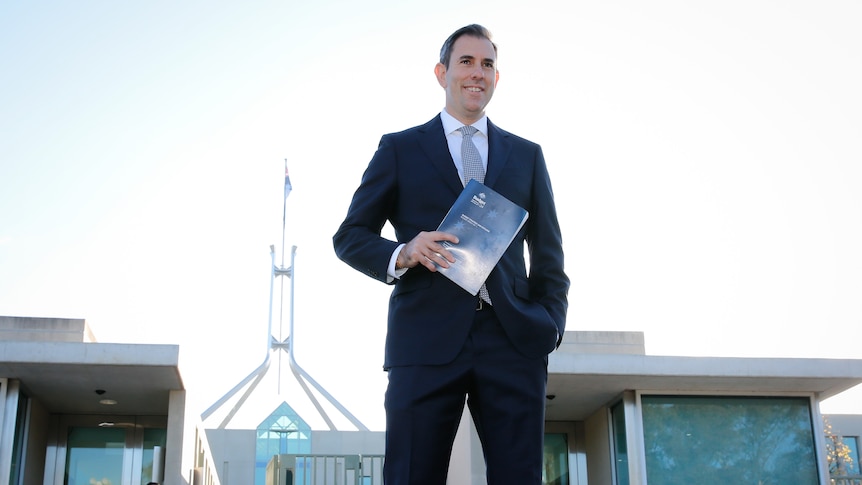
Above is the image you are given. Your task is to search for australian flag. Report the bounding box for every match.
[284,163,293,200]
[282,162,293,226]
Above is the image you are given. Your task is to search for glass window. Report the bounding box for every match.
[9,390,29,485]
[65,427,126,485]
[141,428,168,485]
[255,402,312,485]
[842,436,860,475]
[611,401,630,485]
[543,433,569,485]
[641,396,819,485]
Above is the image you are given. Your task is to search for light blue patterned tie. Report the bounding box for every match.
[458,125,491,305]
[459,125,485,186]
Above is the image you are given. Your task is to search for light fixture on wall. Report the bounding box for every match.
[95,389,117,406]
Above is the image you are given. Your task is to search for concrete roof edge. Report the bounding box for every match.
[0,341,180,366]
[549,352,862,380]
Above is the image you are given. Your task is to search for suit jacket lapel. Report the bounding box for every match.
[485,119,512,188]
[416,115,513,194]
[418,115,465,197]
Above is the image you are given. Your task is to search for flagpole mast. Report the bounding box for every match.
[203,160,367,431]
[277,159,292,392]
[281,159,290,267]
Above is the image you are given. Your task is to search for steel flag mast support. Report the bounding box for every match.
[201,161,368,431]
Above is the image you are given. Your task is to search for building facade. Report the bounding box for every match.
[0,316,192,485]
[4,315,862,484]
[203,331,862,484]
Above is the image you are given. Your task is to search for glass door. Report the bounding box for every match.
[51,415,166,485]
[65,426,128,485]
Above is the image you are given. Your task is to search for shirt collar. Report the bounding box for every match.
[441,109,488,137]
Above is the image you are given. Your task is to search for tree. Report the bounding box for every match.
[824,416,855,477]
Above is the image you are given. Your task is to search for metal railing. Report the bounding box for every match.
[266,454,384,485]
[190,423,222,485]
[831,476,862,485]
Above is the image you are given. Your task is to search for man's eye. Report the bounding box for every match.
[483,62,494,69]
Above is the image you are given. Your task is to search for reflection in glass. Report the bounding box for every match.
[543,433,569,484]
[611,401,630,485]
[842,436,861,475]
[141,428,168,485]
[65,427,125,485]
[641,396,818,485]
[255,402,312,485]
[9,391,29,484]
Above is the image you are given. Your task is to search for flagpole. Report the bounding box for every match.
[203,159,367,430]
[278,160,292,393]
[281,159,291,266]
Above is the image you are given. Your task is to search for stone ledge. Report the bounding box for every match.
[0,315,96,342]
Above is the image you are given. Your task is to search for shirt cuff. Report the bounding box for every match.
[387,243,408,282]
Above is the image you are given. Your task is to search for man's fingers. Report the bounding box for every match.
[403,231,459,270]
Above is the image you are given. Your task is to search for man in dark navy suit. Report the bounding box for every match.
[333,24,569,484]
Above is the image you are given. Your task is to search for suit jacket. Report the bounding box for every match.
[333,115,569,369]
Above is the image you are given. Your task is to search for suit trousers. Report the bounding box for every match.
[383,305,549,485]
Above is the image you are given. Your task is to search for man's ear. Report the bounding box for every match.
[434,63,447,88]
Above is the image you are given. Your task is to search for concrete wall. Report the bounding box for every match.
[0,316,95,343]
[557,331,645,356]
[25,397,49,485]
[828,414,862,438]
[205,428,386,485]
[309,430,384,455]
[165,389,187,485]
[205,429,257,485]
[584,406,612,485]
[1,379,51,485]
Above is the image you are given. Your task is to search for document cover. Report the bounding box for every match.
[436,180,529,295]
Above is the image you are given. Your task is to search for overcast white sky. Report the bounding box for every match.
[2,0,861,431]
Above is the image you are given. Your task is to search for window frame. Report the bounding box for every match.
[545,420,587,485]
[630,390,828,485]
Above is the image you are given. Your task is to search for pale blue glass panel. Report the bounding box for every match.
[140,428,168,485]
[543,433,569,484]
[65,427,125,485]
[842,436,860,474]
[611,401,630,485]
[641,396,818,485]
[255,402,312,485]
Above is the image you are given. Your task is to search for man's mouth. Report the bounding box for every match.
[465,86,483,92]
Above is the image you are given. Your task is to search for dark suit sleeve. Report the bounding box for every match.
[333,135,401,283]
[526,145,569,344]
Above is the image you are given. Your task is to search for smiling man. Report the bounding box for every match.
[435,33,498,125]
[333,24,569,484]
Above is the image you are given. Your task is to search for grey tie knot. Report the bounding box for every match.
[459,125,478,138]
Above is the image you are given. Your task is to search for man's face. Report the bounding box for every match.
[435,35,499,125]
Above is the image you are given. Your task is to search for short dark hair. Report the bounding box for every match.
[439,24,497,68]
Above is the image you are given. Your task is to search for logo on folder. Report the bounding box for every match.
[470,192,487,209]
